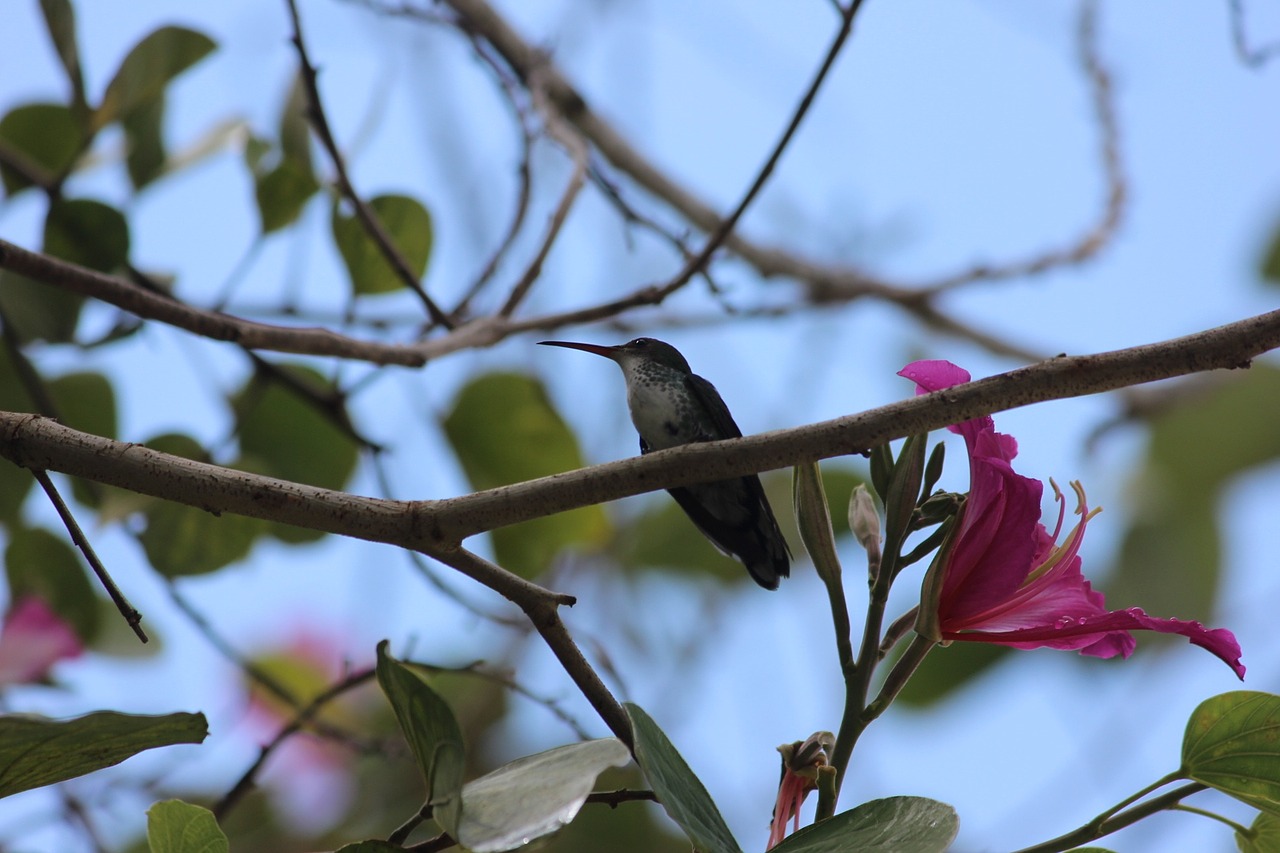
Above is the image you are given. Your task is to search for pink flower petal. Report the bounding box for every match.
[0,597,83,685]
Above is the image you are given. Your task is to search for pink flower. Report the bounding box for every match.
[0,596,83,685]
[767,732,832,849]
[900,360,1245,679]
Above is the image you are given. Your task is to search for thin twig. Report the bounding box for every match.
[1228,0,1280,67]
[32,469,147,643]
[919,0,1126,295]
[284,0,454,329]
[0,239,425,366]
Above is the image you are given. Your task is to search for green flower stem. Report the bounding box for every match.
[1169,803,1251,836]
[1011,778,1204,853]
[864,633,934,723]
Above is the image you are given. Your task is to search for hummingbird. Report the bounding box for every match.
[538,337,790,590]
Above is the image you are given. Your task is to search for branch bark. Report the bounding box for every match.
[2,309,1275,549]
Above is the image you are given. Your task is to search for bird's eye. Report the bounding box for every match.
[630,338,648,347]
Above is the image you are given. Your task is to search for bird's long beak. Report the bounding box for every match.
[537,340,620,360]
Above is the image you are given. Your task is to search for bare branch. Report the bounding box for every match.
[1228,0,1280,67]
[284,0,454,328]
[0,239,426,365]
[1,309,1275,552]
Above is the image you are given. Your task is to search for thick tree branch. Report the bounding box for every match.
[0,239,426,366]
[1,309,1275,552]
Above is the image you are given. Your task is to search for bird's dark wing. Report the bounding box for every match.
[684,374,743,440]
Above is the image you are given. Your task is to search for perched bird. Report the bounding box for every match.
[538,337,790,589]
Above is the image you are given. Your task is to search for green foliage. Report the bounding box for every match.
[375,641,465,830]
[250,73,320,234]
[625,702,742,853]
[1183,691,1280,815]
[122,94,167,188]
[770,796,958,853]
[0,103,82,193]
[94,26,216,130]
[138,434,265,576]
[4,525,100,641]
[893,642,1008,708]
[232,364,359,492]
[44,197,129,270]
[1239,811,1280,853]
[443,373,611,578]
[0,711,207,797]
[452,739,631,852]
[331,194,434,295]
[1109,367,1280,622]
[38,0,87,114]
[146,800,228,853]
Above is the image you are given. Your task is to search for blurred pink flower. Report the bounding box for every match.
[901,359,1244,679]
[0,596,83,685]
[766,733,832,850]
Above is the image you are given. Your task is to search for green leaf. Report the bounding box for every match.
[613,498,740,581]
[255,159,319,234]
[443,373,611,579]
[232,364,358,491]
[45,197,130,272]
[95,26,216,129]
[0,711,207,797]
[0,103,82,193]
[278,70,314,175]
[625,703,741,853]
[1261,216,1280,285]
[38,0,87,114]
[122,93,166,189]
[48,370,119,507]
[375,641,465,831]
[146,800,228,853]
[139,495,262,577]
[1108,366,1280,622]
[1183,691,1280,815]
[793,462,844,584]
[5,526,100,642]
[770,796,958,853]
[0,270,84,343]
[137,434,264,577]
[454,739,631,852]
[893,642,1009,708]
[0,348,36,519]
[331,194,433,295]
[1238,810,1280,853]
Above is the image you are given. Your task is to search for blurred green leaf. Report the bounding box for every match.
[45,197,130,271]
[38,0,87,114]
[0,711,207,797]
[770,796,958,853]
[137,434,264,576]
[331,194,433,295]
[443,373,611,579]
[625,702,741,853]
[0,103,82,193]
[49,370,119,507]
[454,739,631,852]
[1183,691,1280,815]
[4,526,100,642]
[232,364,358,491]
[894,642,1008,708]
[0,271,84,343]
[1261,217,1280,285]
[1239,810,1280,853]
[146,800,228,853]
[255,159,318,234]
[334,843,403,853]
[1109,367,1280,622]
[95,26,216,130]
[375,641,465,832]
[139,498,263,577]
[278,70,314,175]
[122,94,166,188]
[0,348,36,519]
